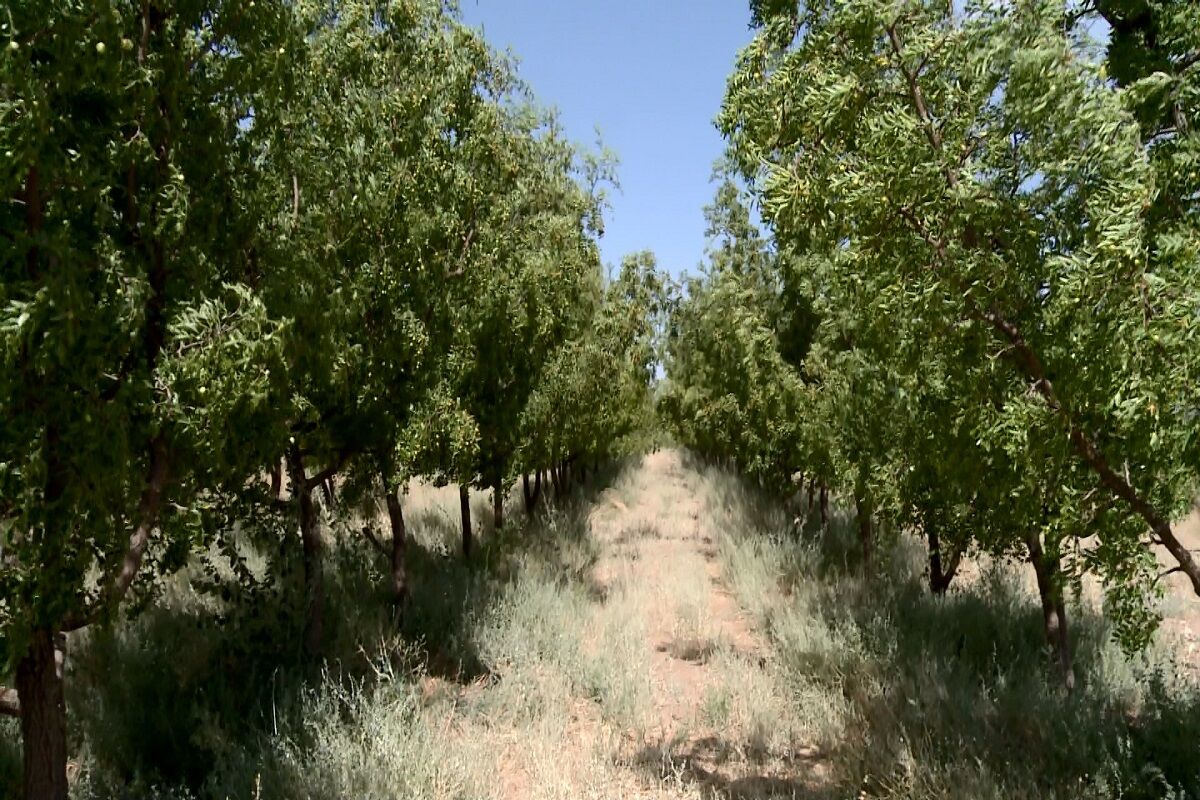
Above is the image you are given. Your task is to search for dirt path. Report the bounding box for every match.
[589,450,759,743]
[418,450,823,799]
[562,449,823,799]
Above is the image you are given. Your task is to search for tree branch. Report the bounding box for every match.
[360,525,388,558]
[62,436,171,632]
[886,15,1200,597]
[304,455,348,492]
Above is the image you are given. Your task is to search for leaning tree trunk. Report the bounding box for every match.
[287,447,324,659]
[492,476,505,531]
[886,43,1200,597]
[459,484,473,560]
[1026,533,1075,691]
[17,628,67,800]
[384,486,408,610]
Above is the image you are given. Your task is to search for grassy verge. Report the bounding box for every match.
[5,463,643,800]
[701,461,1200,800]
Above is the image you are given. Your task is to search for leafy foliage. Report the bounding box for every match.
[667,0,1200,655]
[0,2,661,796]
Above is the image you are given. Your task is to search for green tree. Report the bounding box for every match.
[0,3,295,795]
[722,0,1200,658]
[520,250,666,495]
[249,0,514,646]
[452,111,610,542]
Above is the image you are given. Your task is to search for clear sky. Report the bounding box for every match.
[457,1,757,278]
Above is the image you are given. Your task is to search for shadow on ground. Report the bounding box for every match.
[630,735,841,800]
[18,463,627,798]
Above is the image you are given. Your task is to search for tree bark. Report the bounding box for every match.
[1026,533,1075,691]
[525,471,542,515]
[270,459,282,500]
[550,463,562,494]
[492,476,505,531]
[855,493,874,576]
[384,487,407,610]
[286,446,324,659]
[16,629,67,800]
[459,484,473,560]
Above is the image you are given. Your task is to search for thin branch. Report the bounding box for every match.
[914,31,951,77]
[138,0,151,67]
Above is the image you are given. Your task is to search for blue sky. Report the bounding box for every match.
[457,1,757,279]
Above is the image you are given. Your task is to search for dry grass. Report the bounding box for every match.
[9,451,1199,800]
[698,457,1200,800]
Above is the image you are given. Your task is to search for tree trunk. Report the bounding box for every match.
[855,493,874,576]
[492,476,505,531]
[286,446,324,659]
[299,482,323,658]
[459,484,473,560]
[16,628,67,800]
[819,484,829,530]
[550,463,562,494]
[270,459,282,500]
[320,476,334,507]
[532,471,542,511]
[1026,533,1075,691]
[926,521,962,595]
[384,487,408,610]
[523,473,532,515]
